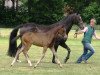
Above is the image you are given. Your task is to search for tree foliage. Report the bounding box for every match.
[27,0,64,24]
[81,2,100,24]
[0,0,100,27]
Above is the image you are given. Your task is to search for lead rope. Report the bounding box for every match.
[74,28,79,38]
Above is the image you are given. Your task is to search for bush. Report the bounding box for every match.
[81,2,100,24]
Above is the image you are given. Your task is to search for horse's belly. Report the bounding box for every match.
[32,37,50,47]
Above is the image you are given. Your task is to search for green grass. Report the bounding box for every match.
[0,29,100,75]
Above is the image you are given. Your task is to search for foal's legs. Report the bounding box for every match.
[16,43,22,62]
[23,44,32,66]
[51,46,62,68]
[60,42,71,63]
[23,51,32,66]
[11,46,24,66]
[34,47,47,68]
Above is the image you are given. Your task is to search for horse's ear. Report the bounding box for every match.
[76,13,78,15]
[76,11,80,15]
[75,10,80,15]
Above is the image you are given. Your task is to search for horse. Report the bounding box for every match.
[8,13,85,64]
[52,13,85,63]
[9,24,67,68]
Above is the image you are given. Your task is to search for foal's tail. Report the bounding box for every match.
[8,25,22,57]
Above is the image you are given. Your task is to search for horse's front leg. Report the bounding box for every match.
[52,44,59,63]
[34,47,47,68]
[60,42,71,63]
[50,46,62,68]
[23,51,32,67]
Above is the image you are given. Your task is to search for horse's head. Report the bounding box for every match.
[57,25,67,40]
[72,13,85,30]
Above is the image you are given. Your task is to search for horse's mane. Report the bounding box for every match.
[21,22,61,32]
[21,13,77,32]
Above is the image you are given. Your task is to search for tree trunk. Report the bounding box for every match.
[11,0,16,19]
[28,0,32,22]
[2,0,5,10]
[16,0,18,11]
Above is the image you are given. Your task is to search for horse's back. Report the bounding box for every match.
[22,31,52,47]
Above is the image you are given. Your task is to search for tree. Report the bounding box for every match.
[27,0,65,24]
[81,2,100,24]
[0,0,100,27]
[64,0,93,14]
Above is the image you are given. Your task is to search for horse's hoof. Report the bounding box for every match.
[34,65,37,68]
[60,64,63,68]
[52,60,57,64]
[64,60,67,63]
[17,60,21,63]
[34,66,36,68]
[11,64,13,67]
[30,65,33,67]
[64,58,68,63]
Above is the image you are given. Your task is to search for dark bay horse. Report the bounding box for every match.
[8,13,84,64]
[9,24,66,68]
[52,13,84,63]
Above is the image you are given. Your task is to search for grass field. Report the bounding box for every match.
[0,28,100,75]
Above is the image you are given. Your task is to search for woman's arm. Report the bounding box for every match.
[75,27,88,34]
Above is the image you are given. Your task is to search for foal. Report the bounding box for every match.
[11,25,66,68]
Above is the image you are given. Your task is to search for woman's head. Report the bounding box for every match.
[90,18,96,27]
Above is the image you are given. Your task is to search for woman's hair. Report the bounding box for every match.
[90,18,96,24]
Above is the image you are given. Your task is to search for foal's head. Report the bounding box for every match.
[56,25,67,39]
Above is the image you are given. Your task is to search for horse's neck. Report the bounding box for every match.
[66,24,73,34]
[63,20,73,35]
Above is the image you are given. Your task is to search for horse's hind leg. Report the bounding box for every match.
[23,45,32,67]
[11,46,24,66]
[34,47,47,68]
[23,52,32,66]
[51,47,62,68]
[16,43,22,62]
[60,42,71,63]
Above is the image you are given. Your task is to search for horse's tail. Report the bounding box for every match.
[8,25,23,57]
